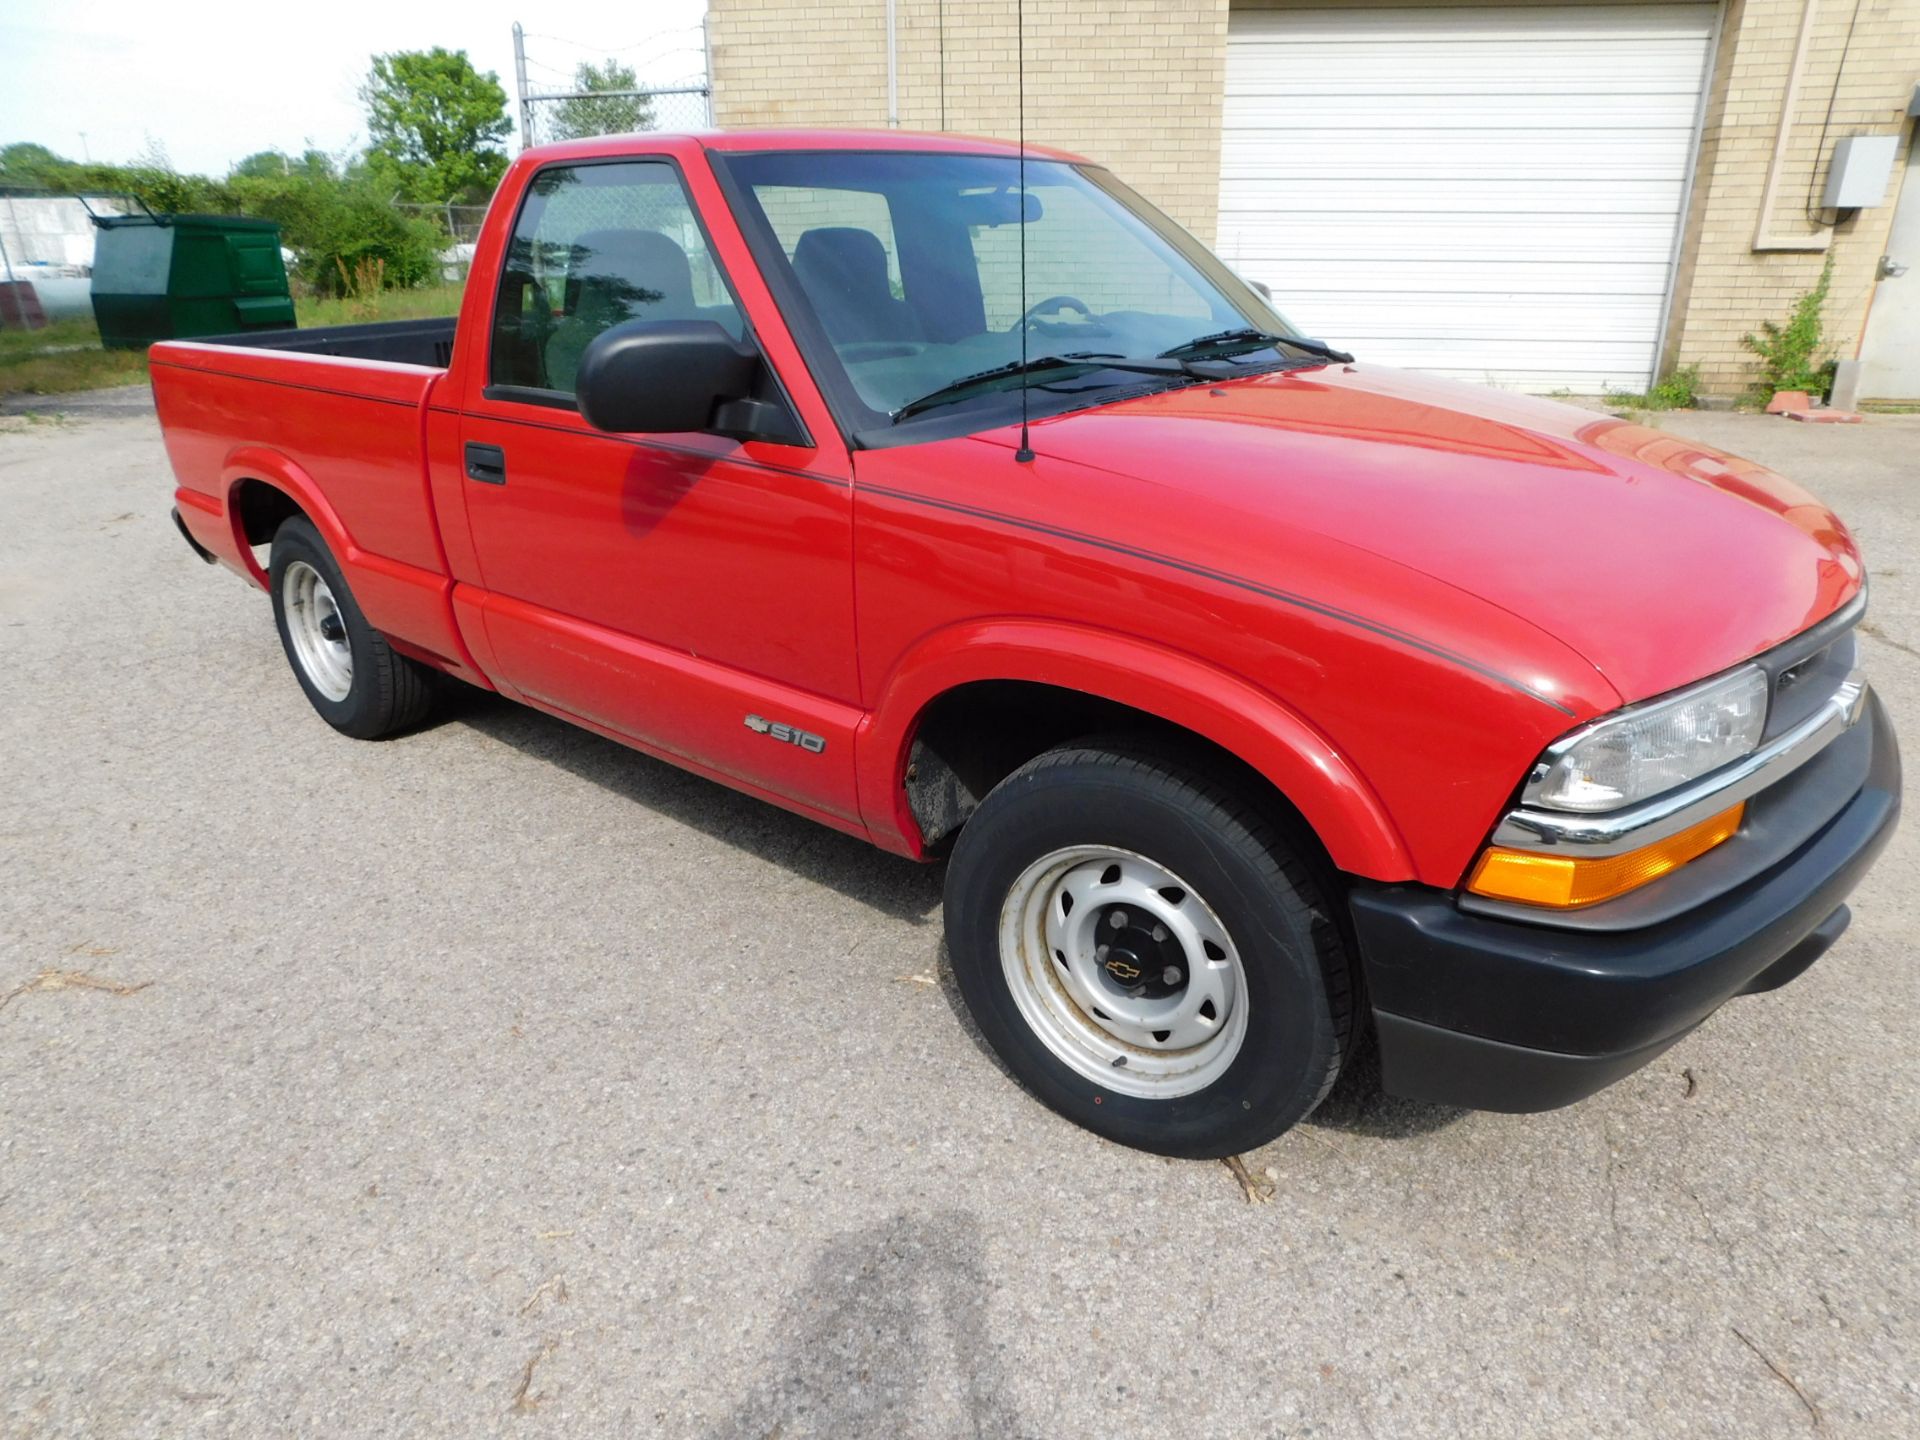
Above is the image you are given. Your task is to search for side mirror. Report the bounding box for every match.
[576,319,758,435]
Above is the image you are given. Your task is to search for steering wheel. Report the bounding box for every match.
[1017,295,1093,329]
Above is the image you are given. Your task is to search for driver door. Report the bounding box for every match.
[457,157,862,827]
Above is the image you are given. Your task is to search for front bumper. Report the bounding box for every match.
[1350,692,1900,1112]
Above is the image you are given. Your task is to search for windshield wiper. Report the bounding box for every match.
[1159,328,1354,364]
[892,356,1094,420]
[892,352,1213,421]
[1059,351,1227,378]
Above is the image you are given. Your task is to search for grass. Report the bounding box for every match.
[295,282,465,329]
[1603,364,1701,414]
[0,283,466,401]
[0,316,149,399]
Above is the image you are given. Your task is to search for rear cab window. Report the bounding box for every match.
[490,160,744,399]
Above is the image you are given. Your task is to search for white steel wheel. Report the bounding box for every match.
[281,559,354,702]
[999,845,1250,1100]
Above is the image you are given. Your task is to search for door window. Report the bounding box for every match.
[489,161,743,396]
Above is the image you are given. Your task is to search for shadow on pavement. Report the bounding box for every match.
[445,687,1464,1140]
[1305,1030,1466,1139]
[704,1211,1029,1440]
[443,686,945,925]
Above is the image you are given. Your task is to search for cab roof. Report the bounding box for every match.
[518,128,1090,166]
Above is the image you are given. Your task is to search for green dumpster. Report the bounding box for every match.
[89,212,296,349]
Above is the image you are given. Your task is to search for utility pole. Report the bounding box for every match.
[512,23,533,149]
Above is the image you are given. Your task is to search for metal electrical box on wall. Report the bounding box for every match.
[1823,135,1900,210]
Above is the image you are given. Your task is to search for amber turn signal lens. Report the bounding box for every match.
[1466,802,1746,909]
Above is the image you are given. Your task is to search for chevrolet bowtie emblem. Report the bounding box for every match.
[1104,957,1142,983]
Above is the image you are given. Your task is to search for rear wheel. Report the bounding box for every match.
[944,738,1353,1157]
[269,515,434,738]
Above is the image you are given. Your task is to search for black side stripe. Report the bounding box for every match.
[860,483,1576,716]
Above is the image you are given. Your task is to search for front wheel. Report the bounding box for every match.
[943,739,1354,1158]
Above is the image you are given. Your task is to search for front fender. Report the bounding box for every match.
[857,618,1414,879]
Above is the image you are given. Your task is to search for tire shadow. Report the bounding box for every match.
[440,685,1462,1141]
[1304,1029,1467,1139]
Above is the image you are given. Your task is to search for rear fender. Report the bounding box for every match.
[859,619,1414,879]
[214,446,485,684]
[217,445,351,589]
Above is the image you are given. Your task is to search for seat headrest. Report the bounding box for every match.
[792,227,894,300]
[567,229,694,312]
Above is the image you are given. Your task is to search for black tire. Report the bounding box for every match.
[268,515,435,739]
[943,737,1354,1158]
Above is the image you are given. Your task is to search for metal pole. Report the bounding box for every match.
[2,191,21,281]
[512,22,533,149]
[886,0,899,127]
[703,15,716,127]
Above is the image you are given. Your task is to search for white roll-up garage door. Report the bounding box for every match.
[1217,3,1716,393]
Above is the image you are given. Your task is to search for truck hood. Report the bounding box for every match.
[999,364,1864,706]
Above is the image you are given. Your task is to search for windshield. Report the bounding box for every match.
[717,151,1290,434]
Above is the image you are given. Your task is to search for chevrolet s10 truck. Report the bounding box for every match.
[154,131,1899,1157]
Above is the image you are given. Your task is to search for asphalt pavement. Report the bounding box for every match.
[2,392,1915,1437]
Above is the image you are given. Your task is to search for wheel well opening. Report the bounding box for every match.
[231,479,305,549]
[904,680,1331,873]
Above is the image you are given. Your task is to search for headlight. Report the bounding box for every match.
[1527,666,1769,812]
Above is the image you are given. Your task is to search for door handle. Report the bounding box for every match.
[465,442,507,485]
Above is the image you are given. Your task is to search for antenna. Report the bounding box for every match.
[1013,0,1035,465]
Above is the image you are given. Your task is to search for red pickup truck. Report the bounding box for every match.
[154,130,1898,1157]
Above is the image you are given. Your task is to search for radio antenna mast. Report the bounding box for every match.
[1013,0,1035,464]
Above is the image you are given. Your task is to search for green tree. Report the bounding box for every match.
[296,149,339,182]
[234,150,293,179]
[361,47,510,203]
[548,59,654,141]
[0,142,74,187]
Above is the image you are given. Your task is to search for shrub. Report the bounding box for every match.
[6,142,443,298]
[1608,364,1700,412]
[1742,259,1836,399]
[232,174,444,295]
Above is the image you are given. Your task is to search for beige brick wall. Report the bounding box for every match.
[710,0,1920,397]
[1665,0,1919,397]
[707,1,1232,242]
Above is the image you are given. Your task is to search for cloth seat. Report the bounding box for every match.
[791,226,919,346]
[545,229,701,391]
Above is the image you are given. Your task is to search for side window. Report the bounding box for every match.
[489,161,743,395]
[970,182,1212,330]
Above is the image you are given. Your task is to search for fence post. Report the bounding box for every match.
[512,22,533,149]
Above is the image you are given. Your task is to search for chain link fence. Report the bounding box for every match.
[521,85,711,148]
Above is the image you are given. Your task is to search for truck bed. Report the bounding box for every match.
[184,315,458,369]
[150,323,471,681]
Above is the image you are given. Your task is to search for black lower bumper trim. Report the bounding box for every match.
[1372,1011,1700,1113]
[172,506,217,564]
[1354,693,1898,1112]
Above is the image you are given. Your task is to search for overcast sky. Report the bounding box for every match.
[0,0,710,175]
